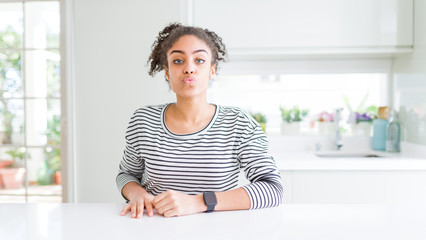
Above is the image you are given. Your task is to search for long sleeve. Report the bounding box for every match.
[116,112,145,197]
[238,116,283,209]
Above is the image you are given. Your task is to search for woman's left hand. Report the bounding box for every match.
[152,190,207,217]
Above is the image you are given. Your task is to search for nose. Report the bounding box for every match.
[184,61,195,75]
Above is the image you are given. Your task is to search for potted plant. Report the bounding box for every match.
[250,112,267,132]
[45,115,61,184]
[314,111,336,136]
[348,110,377,136]
[0,148,27,189]
[344,94,377,136]
[279,106,308,135]
[37,147,60,185]
[0,159,13,188]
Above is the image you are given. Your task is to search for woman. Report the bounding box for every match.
[117,23,283,218]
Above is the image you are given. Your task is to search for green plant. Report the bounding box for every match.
[280,106,309,123]
[344,93,378,124]
[46,147,60,172]
[5,148,30,168]
[1,26,21,144]
[0,110,14,144]
[250,112,267,124]
[45,115,61,172]
[250,112,267,132]
[46,115,60,145]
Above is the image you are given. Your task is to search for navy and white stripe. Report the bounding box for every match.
[116,104,283,209]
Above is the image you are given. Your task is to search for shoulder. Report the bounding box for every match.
[128,104,167,125]
[130,104,169,119]
[216,105,258,129]
[133,104,165,116]
[218,105,247,117]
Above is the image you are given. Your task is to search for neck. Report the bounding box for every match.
[172,96,211,123]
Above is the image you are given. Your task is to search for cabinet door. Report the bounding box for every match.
[290,171,426,204]
[193,0,413,49]
[291,171,386,204]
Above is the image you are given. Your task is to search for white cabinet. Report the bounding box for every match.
[193,0,413,57]
[240,169,426,204]
[281,170,426,204]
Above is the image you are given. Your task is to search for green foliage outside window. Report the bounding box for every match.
[1,25,61,179]
[45,115,61,172]
[0,26,22,144]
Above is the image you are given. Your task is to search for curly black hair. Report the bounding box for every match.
[147,23,227,79]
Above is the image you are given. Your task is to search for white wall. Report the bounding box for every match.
[72,0,180,202]
[69,0,424,203]
[392,0,426,145]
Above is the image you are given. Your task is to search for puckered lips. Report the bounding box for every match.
[183,77,195,84]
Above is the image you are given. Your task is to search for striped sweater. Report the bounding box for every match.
[116,104,283,209]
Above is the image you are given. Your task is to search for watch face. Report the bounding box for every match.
[204,192,217,205]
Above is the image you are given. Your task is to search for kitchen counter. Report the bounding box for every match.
[268,136,426,171]
[261,136,426,204]
[273,152,426,171]
[1,203,426,240]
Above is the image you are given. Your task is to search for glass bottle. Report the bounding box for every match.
[386,110,401,152]
[372,106,389,151]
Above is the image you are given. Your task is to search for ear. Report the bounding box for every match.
[210,64,216,80]
[165,67,169,81]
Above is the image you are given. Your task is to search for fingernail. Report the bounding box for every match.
[132,214,136,218]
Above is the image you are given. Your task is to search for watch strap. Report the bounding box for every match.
[203,192,217,212]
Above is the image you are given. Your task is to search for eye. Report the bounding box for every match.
[195,59,205,64]
[173,59,183,64]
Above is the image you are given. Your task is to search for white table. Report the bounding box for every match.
[1,203,425,240]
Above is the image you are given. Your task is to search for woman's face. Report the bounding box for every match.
[165,35,215,99]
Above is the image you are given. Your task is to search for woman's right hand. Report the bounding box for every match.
[120,182,155,218]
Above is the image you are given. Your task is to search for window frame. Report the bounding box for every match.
[0,0,66,202]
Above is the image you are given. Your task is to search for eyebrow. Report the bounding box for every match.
[169,49,209,56]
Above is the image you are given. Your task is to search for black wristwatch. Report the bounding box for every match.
[203,192,217,213]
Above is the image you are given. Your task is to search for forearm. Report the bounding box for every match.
[152,187,251,217]
[121,181,149,200]
[194,187,251,212]
[215,187,251,211]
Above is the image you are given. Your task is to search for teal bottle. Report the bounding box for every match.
[372,119,388,150]
[386,110,401,152]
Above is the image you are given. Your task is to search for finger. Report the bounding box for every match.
[120,204,131,216]
[131,202,137,218]
[157,200,176,216]
[137,200,144,218]
[163,209,177,218]
[152,192,166,205]
[153,196,170,212]
[145,201,154,217]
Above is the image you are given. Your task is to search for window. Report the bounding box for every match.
[0,1,61,203]
[209,60,390,136]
